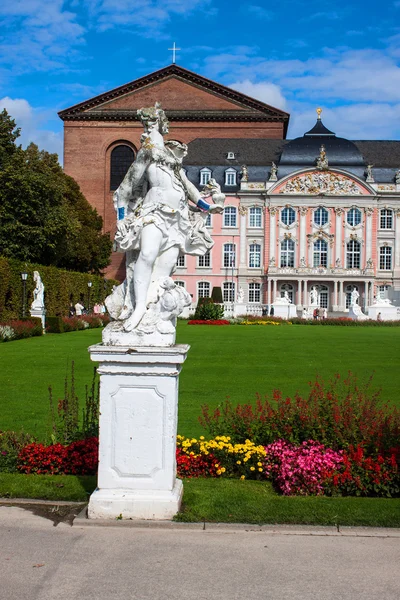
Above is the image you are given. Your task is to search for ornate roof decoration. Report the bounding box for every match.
[274,171,371,196]
[58,64,289,133]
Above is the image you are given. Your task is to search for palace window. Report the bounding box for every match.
[347,208,361,227]
[281,207,296,226]
[249,283,261,303]
[313,239,328,267]
[223,206,237,227]
[200,168,211,186]
[249,207,262,228]
[175,281,185,288]
[378,284,391,299]
[249,244,261,268]
[205,213,212,227]
[198,281,210,298]
[280,239,295,267]
[225,168,237,186]
[198,251,211,267]
[380,209,393,229]
[110,145,135,190]
[346,240,361,269]
[223,282,235,302]
[379,246,392,270]
[314,207,329,226]
[318,285,329,309]
[223,243,236,267]
[176,254,185,267]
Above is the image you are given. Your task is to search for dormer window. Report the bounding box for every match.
[225,168,237,186]
[227,152,236,159]
[200,168,211,186]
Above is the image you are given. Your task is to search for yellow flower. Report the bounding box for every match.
[257,462,262,467]
[220,467,226,473]
[200,436,204,440]
[236,460,241,465]
[258,468,263,472]
[250,466,255,471]
[217,469,221,475]
[240,475,245,480]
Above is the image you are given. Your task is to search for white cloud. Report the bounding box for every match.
[229,80,288,111]
[0,97,63,159]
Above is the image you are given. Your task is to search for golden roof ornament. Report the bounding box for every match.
[316,107,322,120]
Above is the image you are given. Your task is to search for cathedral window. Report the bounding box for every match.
[281,207,296,226]
[313,239,328,267]
[280,239,295,267]
[380,209,393,229]
[224,206,237,227]
[200,168,211,186]
[314,207,329,226]
[249,244,261,268]
[110,145,135,191]
[346,240,361,268]
[249,283,261,303]
[379,246,392,270]
[249,207,262,228]
[347,208,361,226]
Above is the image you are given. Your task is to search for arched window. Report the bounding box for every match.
[110,145,134,190]
[380,209,393,229]
[347,208,361,226]
[281,207,296,225]
[280,239,295,267]
[223,281,235,302]
[314,207,329,226]
[225,168,237,186]
[198,281,210,299]
[249,244,261,268]
[280,283,294,303]
[249,207,262,228]
[223,207,237,227]
[200,168,211,186]
[223,243,236,267]
[318,285,329,309]
[379,246,392,270]
[249,283,261,303]
[346,240,361,268]
[313,239,328,267]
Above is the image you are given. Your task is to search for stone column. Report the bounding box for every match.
[338,280,344,311]
[267,278,271,306]
[269,207,278,265]
[395,210,400,269]
[364,281,369,310]
[333,280,338,311]
[303,279,308,305]
[273,278,278,301]
[335,208,343,264]
[88,344,189,520]
[239,206,247,267]
[297,279,301,307]
[365,207,373,266]
[299,207,307,264]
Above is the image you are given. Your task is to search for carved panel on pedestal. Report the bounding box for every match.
[111,385,165,478]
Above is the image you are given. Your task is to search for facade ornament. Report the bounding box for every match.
[364,206,374,216]
[269,162,278,182]
[365,164,374,183]
[279,171,362,195]
[237,287,245,303]
[299,206,308,216]
[395,209,400,218]
[240,165,248,182]
[335,258,342,267]
[366,258,373,268]
[269,256,276,266]
[283,232,292,240]
[334,207,344,216]
[395,169,400,184]
[269,206,279,216]
[316,144,329,170]
[299,257,307,267]
[238,204,247,216]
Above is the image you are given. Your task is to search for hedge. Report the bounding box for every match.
[0,256,118,320]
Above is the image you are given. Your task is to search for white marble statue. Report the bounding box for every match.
[310,286,318,306]
[104,102,224,344]
[237,287,245,304]
[350,287,359,306]
[31,271,45,310]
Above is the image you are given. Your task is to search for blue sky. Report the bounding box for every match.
[1,0,400,161]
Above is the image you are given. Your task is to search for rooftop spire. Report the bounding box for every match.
[316,107,322,120]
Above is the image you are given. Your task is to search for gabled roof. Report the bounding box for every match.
[58,64,289,135]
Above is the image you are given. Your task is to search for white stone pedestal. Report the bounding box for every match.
[87,344,189,520]
[368,304,400,321]
[271,303,297,320]
[30,307,46,331]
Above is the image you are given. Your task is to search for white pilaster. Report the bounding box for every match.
[87,344,189,520]
[365,208,373,265]
[395,213,400,269]
[239,209,247,266]
[299,207,307,263]
[335,208,343,264]
[269,208,277,264]
[303,279,308,306]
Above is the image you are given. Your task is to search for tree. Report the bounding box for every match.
[0,112,112,273]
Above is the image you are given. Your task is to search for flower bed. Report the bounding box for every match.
[0,319,43,342]
[17,437,98,475]
[47,314,110,334]
[188,319,230,325]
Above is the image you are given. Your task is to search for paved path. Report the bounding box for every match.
[1,506,399,600]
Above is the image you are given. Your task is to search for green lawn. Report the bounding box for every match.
[1,323,400,439]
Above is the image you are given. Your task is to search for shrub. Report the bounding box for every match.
[188,319,230,325]
[211,286,223,303]
[0,430,35,473]
[46,316,64,333]
[193,297,224,321]
[0,318,42,341]
[199,373,400,455]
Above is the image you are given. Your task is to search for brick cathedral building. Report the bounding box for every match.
[59,65,400,313]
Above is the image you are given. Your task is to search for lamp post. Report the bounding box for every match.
[87,281,92,313]
[21,272,28,318]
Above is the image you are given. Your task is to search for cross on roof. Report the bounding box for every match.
[168,42,181,64]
